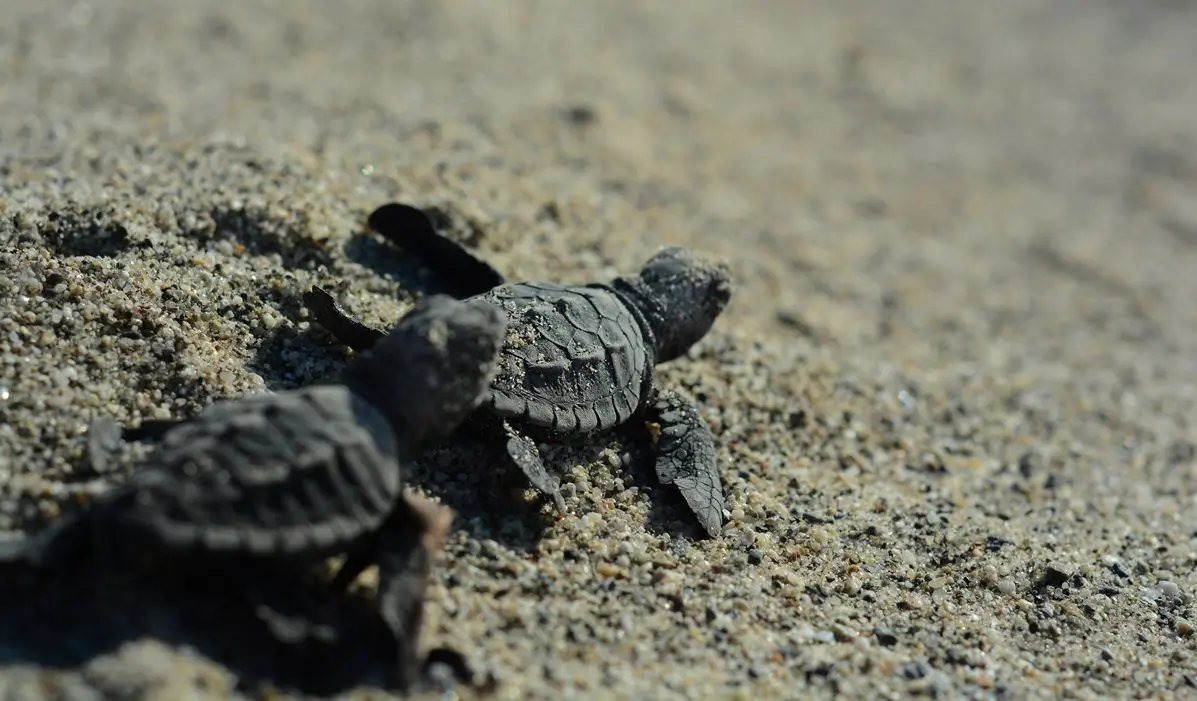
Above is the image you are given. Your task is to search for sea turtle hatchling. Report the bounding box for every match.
[303,202,733,537]
[0,294,507,691]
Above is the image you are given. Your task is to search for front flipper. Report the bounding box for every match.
[651,389,726,537]
[367,202,507,299]
[374,494,454,692]
[303,286,388,353]
[502,422,567,514]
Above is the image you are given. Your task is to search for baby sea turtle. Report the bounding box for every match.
[303,202,733,536]
[0,294,506,691]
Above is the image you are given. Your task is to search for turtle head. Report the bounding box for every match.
[617,246,733,363]
[341,295,507,451]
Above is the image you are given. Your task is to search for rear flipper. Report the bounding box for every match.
[87,416,185,473]
[503,422,567,515]
[87,416,125,473]
[367,203,507,299]
[650,389,726,537]
[0,534,33,568]
[238,561,340,646]
[0,536,36,583]
[303,287,388,353]
[418,647,495,695]
[0,513,95,572]
[122,419,184,442]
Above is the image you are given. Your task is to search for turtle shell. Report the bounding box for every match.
[481,282,653,435]
[99,384,403,558]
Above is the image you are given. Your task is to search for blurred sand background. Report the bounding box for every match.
[1,0,1196,699]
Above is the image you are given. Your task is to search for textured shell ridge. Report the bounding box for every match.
[116,384,403,554]
[482,282,652,432]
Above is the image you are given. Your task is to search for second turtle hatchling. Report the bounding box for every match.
[0,294,507,691]
[304,202,733,537]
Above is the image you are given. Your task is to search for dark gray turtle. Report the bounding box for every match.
[0,293,506,691]
[303,202,733,537]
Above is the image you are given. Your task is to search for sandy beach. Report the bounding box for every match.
[2,0,1196,698]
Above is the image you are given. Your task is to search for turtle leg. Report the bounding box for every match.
[367,202,507,299]
[2,509,105,572]
[372,493,455,692]
[235,558,339,646]
[303,286,388,353]
[87,416,184,472]
[327,537,379,592]
[122,419,184,441]
[502,421,567,514]
[86,416,125,473]
[0,532,35,571]
[649,389,726,537]
[420,647,489,693]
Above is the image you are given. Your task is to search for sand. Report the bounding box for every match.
[2,0,1196,699]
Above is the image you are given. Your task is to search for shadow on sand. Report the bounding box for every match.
[0,562,400,697]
